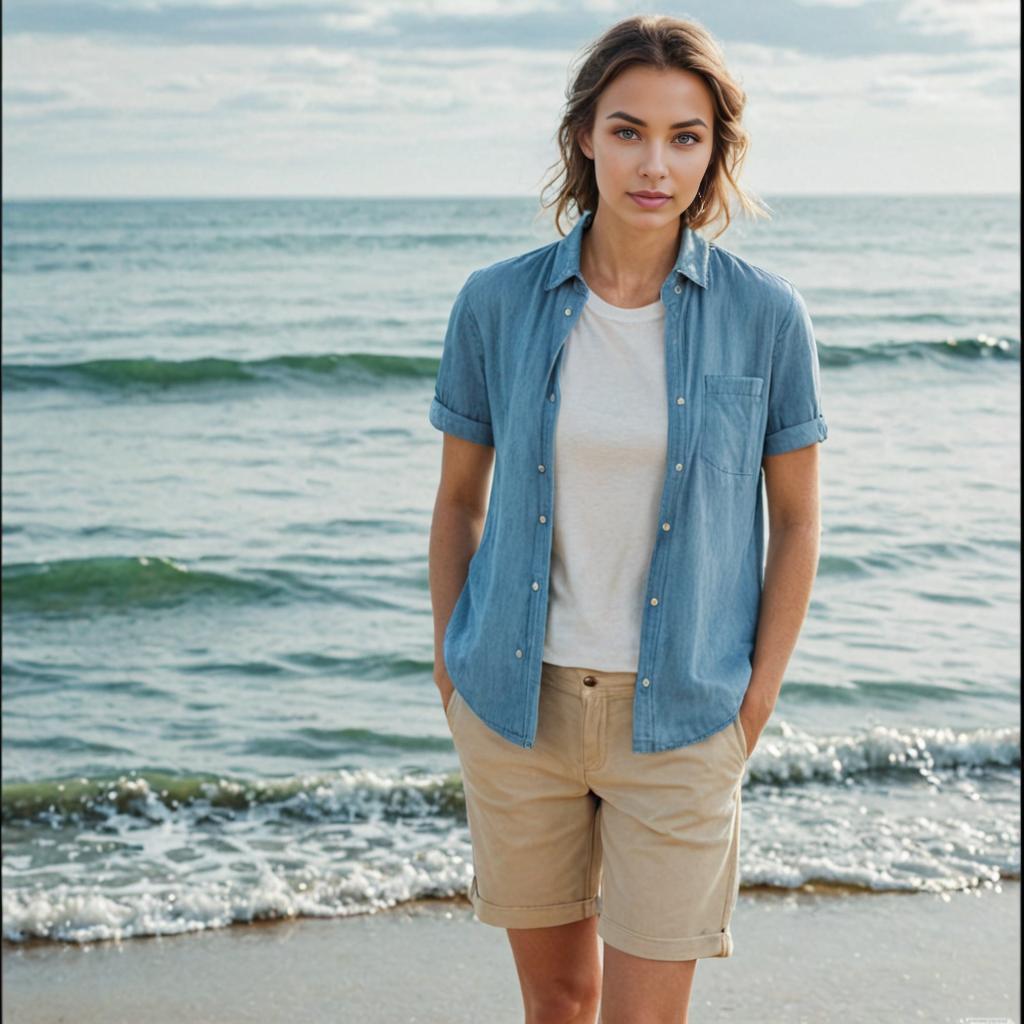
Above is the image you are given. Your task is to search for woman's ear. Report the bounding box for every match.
[577,127,593,161]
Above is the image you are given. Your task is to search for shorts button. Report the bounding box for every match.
[582,675,598,687]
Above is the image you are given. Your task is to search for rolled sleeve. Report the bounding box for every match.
[763,282,829,458]
[428,271,494,448]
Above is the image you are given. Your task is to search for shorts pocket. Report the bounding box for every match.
[700,374,764,476]
[732,714,750,762]
[444,688,462,729]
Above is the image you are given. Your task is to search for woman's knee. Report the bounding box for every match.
[524,975,601,1024]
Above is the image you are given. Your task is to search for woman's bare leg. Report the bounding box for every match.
[599,944,697,1024]
[506,917,603,1024]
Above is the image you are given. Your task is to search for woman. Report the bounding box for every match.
[428,14,828,1023]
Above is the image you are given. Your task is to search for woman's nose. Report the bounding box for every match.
[639,144,668,179]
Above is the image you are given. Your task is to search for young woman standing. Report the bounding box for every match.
[428,15,828,1023]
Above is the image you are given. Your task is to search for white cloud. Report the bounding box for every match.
[2,1,1019,197]
[897,0,1020,47]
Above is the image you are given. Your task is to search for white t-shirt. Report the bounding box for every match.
[542,281,667,672]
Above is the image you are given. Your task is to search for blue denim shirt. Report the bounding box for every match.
[430,209,828,753]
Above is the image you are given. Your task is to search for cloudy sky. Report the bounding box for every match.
[2,0,1019,198]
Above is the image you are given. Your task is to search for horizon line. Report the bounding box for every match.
[2,191,1019,203]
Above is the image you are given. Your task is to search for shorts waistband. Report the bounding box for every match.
[541,661,638,696]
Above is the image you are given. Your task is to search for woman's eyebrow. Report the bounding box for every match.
[606,111,708,129]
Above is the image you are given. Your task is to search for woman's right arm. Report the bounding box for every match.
[429,433,495,709]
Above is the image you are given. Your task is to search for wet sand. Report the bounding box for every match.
[2,882,1019,1023]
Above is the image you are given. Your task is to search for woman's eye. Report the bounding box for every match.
[613,128,699,145]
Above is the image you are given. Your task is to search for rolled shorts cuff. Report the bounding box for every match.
[597,913,734,961]
[469,875,600,929]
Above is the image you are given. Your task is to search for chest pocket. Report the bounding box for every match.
[700,374,765,476]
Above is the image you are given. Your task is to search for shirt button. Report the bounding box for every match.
[539,515,547,524]
[675,463,684,471]
[531,581,540,591]
[538,464,545,473]
[564,307,573,316]
[515,648,523,658]
[674,284,682,294]
[641,677,651,687]
[662,522,671,531]
[676,396,685,405]
[549,393,555,402]
[650,597,659,606]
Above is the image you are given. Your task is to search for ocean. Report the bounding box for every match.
[1,195,1019,945]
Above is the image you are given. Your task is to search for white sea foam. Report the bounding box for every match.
[2,724,1019,945]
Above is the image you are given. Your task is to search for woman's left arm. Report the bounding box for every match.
[740,442,823,756]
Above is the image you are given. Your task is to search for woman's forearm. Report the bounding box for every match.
[744,522,822,734]
[429,498,486,690]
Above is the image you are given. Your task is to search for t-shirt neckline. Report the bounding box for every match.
[580,278,666,323]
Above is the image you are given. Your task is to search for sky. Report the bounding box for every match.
[1,0,1020,199]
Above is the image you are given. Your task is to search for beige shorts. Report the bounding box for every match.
[444,661,749,961]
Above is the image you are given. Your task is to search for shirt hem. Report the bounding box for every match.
[629,702,745,754]
[470,703,748,755]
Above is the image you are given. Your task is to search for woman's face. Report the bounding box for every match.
[578,64,716,227]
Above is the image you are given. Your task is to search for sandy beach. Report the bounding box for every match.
[3,882,1018,1023]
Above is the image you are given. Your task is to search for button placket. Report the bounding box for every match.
[526,330,564,670]
[637,290,687,712]
[676,396,686,472]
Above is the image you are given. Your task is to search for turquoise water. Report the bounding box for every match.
[2,195,1019,944]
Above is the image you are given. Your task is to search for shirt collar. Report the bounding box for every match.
[543,208,711,292]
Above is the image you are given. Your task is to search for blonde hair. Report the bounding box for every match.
[538,14,770,240]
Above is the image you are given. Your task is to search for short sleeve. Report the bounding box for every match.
[762,282,829,458]
[428,271,494,447]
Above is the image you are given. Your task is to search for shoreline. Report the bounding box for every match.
[3,883,1019,1023]
[1,878,963,953]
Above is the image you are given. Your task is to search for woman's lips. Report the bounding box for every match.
[629,193,671,209]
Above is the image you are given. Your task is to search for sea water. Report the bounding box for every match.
[2,195,1019,944]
